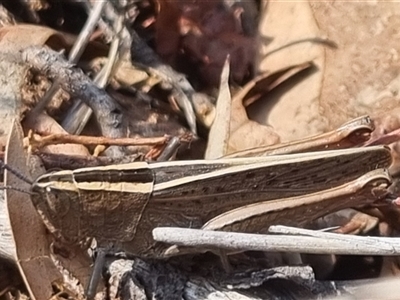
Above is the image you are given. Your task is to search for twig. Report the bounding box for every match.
[27,1,107,120]
[62,7,125,135]
[111,257,336,300]
[156,136,181,161]
[153,227,400,255]
[81,0,115,42]
[86,249,106,300]
[68,1,107,63]
[130,28,198,135]
[269,225,394,241]
[99,1,201,135]
[26,132,170,150]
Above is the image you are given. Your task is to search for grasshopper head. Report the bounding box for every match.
[31,171,80,245]
[31,166,154,248]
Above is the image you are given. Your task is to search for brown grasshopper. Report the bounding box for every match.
[22,115,392,258]
[29,147,392,257]
[3,117,394,299]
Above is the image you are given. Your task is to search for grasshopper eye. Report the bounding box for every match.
[42,188,72,220]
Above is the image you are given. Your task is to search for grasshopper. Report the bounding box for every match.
[3,117,394,299]
[29,143,392,257]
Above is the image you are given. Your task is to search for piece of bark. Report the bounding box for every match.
[0,25,71,147]
[108,258,338,300]
[21,46,126,156]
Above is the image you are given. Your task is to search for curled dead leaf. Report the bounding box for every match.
[227,63,315,154]
[4,120,64,300]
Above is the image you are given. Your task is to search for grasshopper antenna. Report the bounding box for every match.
[0,159,34,185]
[0,184,34,195]
[0,159,34,194]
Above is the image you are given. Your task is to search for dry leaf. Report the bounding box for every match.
[254,1,400,147]
[249,1,400,189]
[205,57,231,159]
[4,120,63,300]
[227,63,314,154]
[5,120,97,299]
[243,62,313,107]
[252,1,327,142]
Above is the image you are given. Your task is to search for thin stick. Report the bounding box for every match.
[100,1,199,134]
[62,10,125,135]
[268,225,396,242]
[153,227,399,256]
[27,1,107,120]
[68,1,107,63]
[27,133,170,149]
